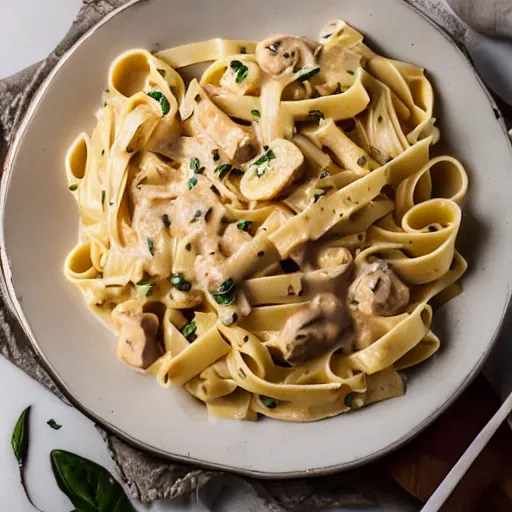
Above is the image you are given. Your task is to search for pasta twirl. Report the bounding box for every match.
[64,20,468,422]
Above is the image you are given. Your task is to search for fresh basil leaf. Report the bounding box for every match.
[12,406,30,466]
[51,450,135,512]
[182,320,197,340]
[47,419,62,430]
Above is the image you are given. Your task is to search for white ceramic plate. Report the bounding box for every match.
[1,0,512,477]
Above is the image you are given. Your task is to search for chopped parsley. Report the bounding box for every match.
[188,176,198,190]
[146,91,170,115]
[190,209,203,222]
[319,170,330,179]
[137,280,154,297]
[313,189,325,203]
[347,70,355,76]
[147,238,155,256]
[68,182,78,192]
[230,60,249,83]
[237,220,253,232]
[162,214,171,228]
[214,163,232,179]
[170,273,192,291]
[182,319,197,341]
[309,109,324,123]
[157,69,166,78]
[251,109,261,118]
[297,66,320,82]
[212,278,237,305]
[240,46,247,54]
[260,395,277,409]
[212,149,220,161]
[357,155,368,167]
[189,157,203,173]
[47,419,62,430]
[253,149,276,177]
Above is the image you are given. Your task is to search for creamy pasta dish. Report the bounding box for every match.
[64,20,468,422]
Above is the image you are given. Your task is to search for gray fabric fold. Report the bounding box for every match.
[0,0,506,509]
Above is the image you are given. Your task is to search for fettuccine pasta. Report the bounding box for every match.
[64,19,468,422]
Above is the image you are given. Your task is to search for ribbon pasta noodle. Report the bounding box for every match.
[64,19,468,422]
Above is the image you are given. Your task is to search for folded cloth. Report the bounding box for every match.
[0,0,508,509]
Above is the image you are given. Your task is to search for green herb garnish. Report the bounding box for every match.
[157,68,166,78]
[101,190,106,207]
[214,163,232,179]
[319,170,330,179]
[313,189,325,203]
[333,82,342,94]
[162,214,171,228]
[347,69,355,76]
[237,220,253,232]
[357,155,368,166]
[309,110,324,123]
[146,91,170,115]
[137,281,154,297]
[230,60,249,83]
[212,149,220,161]
[240,46,247,54]
[11,406,39,510]
[260,395,277,409]
[47,419,62,430]
[147,238,155,256]
[188,176,198,190]
[253,149,276,177]
[190,209,203,222]
[189,157,201,173]
[68,182,78,192]
[297,66,320,82]
[182,320,197,341]
[212,278,237,305]
[51,450,135,512]
[251,109,261,118]
[170,273,192,291]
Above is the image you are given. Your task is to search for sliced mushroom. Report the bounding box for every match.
[240,139,304,201]
[113,304,162,369]
[187,84,258,164]
[348,259,409,317]
[255,35,319,76]
[274,293,350,365]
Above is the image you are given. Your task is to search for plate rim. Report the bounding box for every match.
[1,0,511,479]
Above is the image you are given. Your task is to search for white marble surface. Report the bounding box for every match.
[0,0,511,510]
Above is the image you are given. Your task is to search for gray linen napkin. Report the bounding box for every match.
[0,1,506,510]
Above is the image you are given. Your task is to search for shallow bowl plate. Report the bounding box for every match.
[1,0,512,477]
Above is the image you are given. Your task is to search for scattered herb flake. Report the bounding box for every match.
[319,170,330,179]
[347,70,355,76]
[147,238,155,256]
[251,109,261,118]
[189,157,201,173]
[182,320,197,341]
[214,163,232,179]
[260,395,277,409]
[188,176,198,190]
[253,149,276,177]
[333,82,342,94]
[146,91,170,115]
[162,214,171,228]
[357,155,368,167]
[101,190,106,207]
[170,273,192,291]
[237,220,252,232]
[68,182,78,192]
[309,109,324,123]
[212,278,237,305]
[157,69,166,78]
[313,189,325,203]
[212,149,220,161]
[240,46,247,54]
[190,209,203,223]
[297,66,320,82]
[47,419,62,430]
[230,60,249,83]
[137,281,154,297]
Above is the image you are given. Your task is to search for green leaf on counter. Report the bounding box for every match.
[47,419,62,430]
